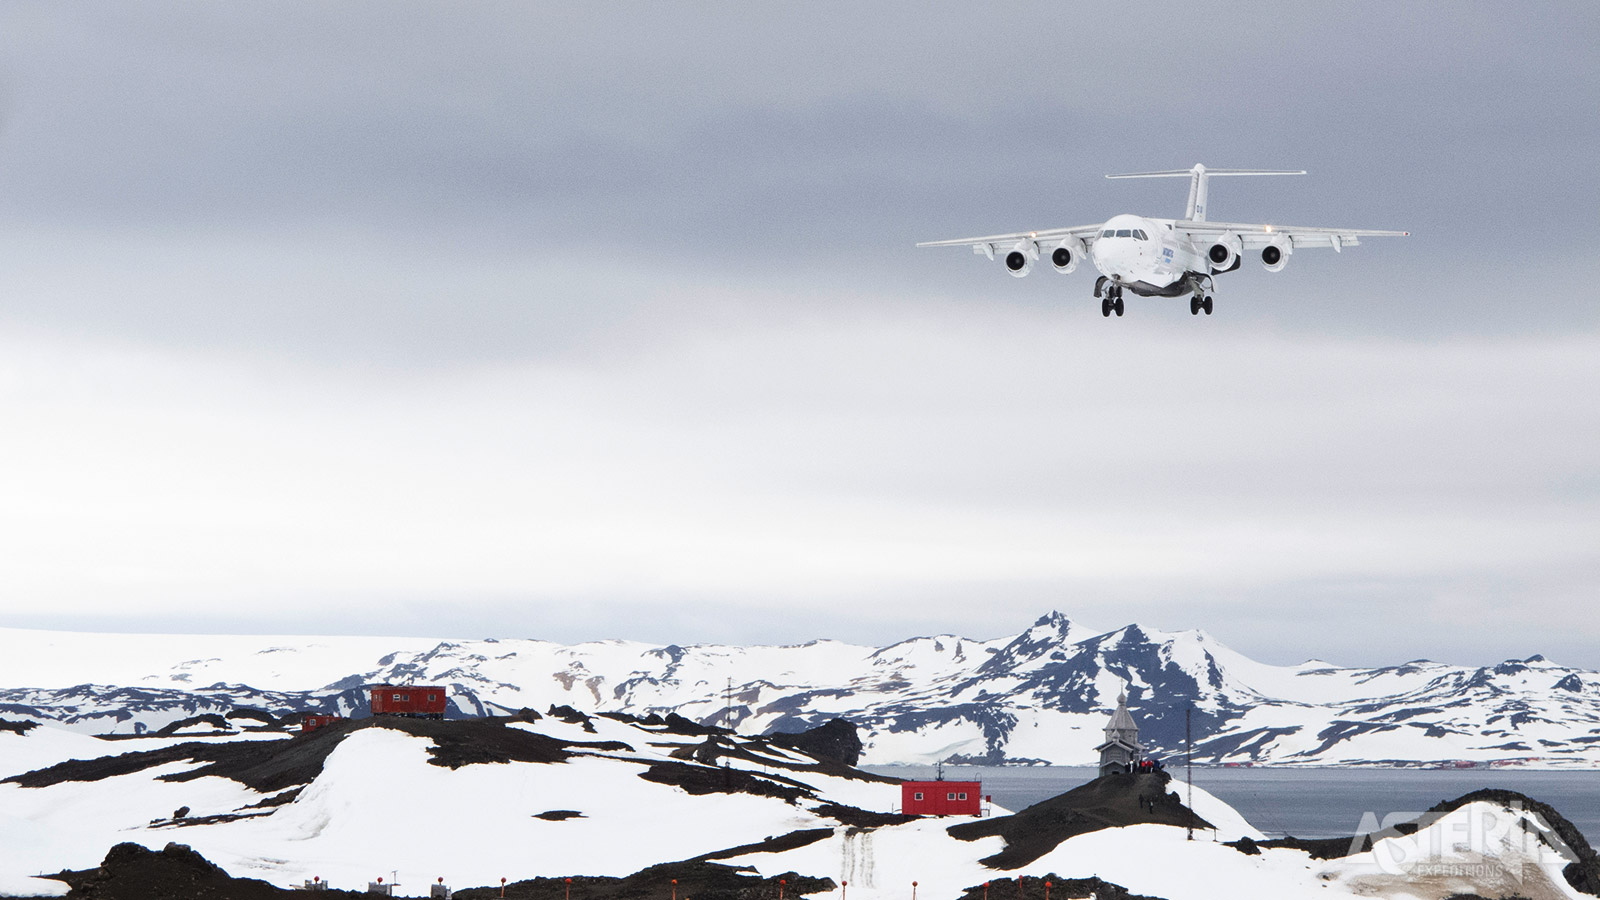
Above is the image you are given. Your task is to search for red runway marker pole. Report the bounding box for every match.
[983,881,989,900]
[566,876,572,900]
[673,878,678,900]
[912,881,918,900]
[501,876,507,898]
[780,878,786,900]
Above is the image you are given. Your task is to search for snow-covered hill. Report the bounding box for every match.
[3,711,1594,900]
[2,612,1598,767]
[0,709,904,895]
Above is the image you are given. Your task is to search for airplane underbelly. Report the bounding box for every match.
[1130,260,1179,288]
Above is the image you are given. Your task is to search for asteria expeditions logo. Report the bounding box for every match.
[1347,801,1580,888]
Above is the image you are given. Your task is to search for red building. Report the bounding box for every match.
[369,685,448,718]
[901,781,983,816]
[301,714,345,734]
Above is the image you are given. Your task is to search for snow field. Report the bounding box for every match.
[732,819,1008,900]
[0,628,443,691]
[1033,823,1332,900]
[0,757,262,896]
[0,720,122,780]
[859,720,988,767]
[1176,782,1263,842]
[220,728,829,887]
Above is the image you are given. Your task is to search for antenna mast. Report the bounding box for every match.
[1186,706,1194,842]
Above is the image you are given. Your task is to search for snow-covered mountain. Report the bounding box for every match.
[2,612,1597,767]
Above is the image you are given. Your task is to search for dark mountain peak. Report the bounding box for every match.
[975,613,1089,676]
[647,644,688,664]
[1031,610,1074,631]
[1111,623,1151,644]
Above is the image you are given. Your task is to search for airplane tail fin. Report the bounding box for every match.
[1107,165,1304,221]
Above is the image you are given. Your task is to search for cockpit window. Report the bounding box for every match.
[1115,229,1132,238]
[1134,229,1148,240]
[1101,230,1114,238]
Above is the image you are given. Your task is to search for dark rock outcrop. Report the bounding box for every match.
[766,718,863,766]
[49,842,315,899]
[954,874,1168,900]
[949,771,1211,869]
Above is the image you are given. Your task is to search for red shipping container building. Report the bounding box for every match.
[901,781,982,816]
[301,714,345,734]
[369,685,448,718]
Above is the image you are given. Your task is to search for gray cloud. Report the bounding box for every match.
[1,310,1596,666]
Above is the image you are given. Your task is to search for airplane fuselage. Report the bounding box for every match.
[1089,213,1207,298]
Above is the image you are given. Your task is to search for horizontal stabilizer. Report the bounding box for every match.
[1106,168,1304,179]
[1106,165,1306,221]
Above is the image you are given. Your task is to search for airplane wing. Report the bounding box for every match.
[916,224,1104,254]
[1170,220,1408,252]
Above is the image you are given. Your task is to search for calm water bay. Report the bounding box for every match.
[867,765,1600,848]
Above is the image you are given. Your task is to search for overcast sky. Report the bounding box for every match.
[1,3,1597,669]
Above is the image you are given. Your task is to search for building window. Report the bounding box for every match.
[913,792,924,801]
[948,793,957,801]
[959,793,968,800]
[392,694,401,701]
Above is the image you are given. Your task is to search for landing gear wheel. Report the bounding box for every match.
[1101,297,1112,317]
[1190,296,1201,316]
[1113,296,1125,317]
[1202,295,1213,315]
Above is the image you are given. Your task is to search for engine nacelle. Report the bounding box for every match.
[1261,237,1291,273]
[1004,241,1036,278]
[1050,239,1078,274]
[1207,233,1241,273]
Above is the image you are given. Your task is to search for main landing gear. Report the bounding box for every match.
[1188,274,1215,316]
[1096,278,1125,317]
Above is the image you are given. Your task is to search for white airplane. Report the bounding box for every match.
[917,164,1407,317]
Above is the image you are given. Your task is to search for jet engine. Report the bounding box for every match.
[1207,234,1241,273]
[1050,239,1078,274]
[1004,241,1036,278]
[1261,237,1291,272]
